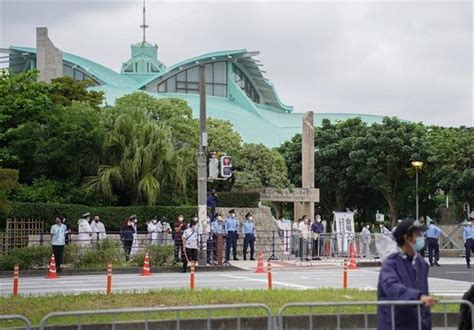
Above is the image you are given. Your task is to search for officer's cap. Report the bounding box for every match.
[150,215,157,220]
[245,212,252,218]
[393,219,421,245]
[82,212,90,218]
[130,214,137,220]
[160,216,168,222]
[229,209,235,214]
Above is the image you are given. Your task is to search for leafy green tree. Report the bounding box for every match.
[349,118,427,224]
[277,134,302,187]
[48,76,104,110]
[0,168,19,215]
[233,143,290,190]
[427,126,473,206]
[85,105,195,206]
[113,93,198,148]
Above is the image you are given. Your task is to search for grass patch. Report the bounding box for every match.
[0,289,459,327]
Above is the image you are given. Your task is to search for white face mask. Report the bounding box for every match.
[248,217,253,221]
[133,219,138,223]
[152,220,157,224]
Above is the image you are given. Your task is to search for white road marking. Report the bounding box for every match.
[223,274,311,289]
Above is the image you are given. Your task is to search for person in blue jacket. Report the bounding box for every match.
[377,218,438,330]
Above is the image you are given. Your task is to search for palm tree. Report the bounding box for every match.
[85,106,195,205]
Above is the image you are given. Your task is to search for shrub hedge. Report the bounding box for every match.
[2,192,259,231]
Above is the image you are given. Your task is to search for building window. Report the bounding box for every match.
[157,61,227,97]
[232,65,260,103]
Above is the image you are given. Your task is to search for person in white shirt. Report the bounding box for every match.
[161,217,172,245]
[292,218,301,256]
[77,212,93,247]
[130,215,139,256]
[360,223,372,258]
[51,217,67,272]
[90,215,107,241]
[147,216,163,246]
[299,216,311,261]
[182,220,199,273]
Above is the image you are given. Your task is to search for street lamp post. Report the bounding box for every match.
[411,161,423,221]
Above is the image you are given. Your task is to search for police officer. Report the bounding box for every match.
[425,218,442,266]
[242,212,256,260]
[463,212,474,269]
[225,209,240,262]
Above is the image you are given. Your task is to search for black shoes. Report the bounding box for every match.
[434,262,441,267]
[250,258,255,261]
[467,264,471,269]
[429,263,434,267]
[233,258,239,261]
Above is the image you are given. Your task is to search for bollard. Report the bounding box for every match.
[267,260,273,290]
[12,264,19,296]
[343,258,348,289]
[190,261,195,290]
[106,262,112,294]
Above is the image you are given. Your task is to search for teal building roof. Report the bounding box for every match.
[7,44,386,147]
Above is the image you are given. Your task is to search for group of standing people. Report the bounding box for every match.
[291,214,325,260]
[50,212,107,272]
[171,210,257,272]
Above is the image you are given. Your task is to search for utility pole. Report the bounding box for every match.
[197,65,207,266]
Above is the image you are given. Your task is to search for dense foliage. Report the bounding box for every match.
[0,70,472,227]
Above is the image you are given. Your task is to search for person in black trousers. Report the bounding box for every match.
[120,218,134,261]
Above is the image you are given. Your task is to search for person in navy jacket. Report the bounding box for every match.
[377,218,438,330]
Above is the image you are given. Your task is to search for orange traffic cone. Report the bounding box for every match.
[46,253,58,279]
[140,252,152,276]
[349,244,358,270]
[255,250,266,273]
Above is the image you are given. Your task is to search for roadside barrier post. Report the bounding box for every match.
[106,262,112,295]
[267,260,273,290]
[12,264,19,296]
[190,261,195,290]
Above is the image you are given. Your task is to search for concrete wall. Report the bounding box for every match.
[36,27,63,82]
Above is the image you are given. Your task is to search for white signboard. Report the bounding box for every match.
[333,212,355,253]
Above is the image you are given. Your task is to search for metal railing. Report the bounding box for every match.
[0,314,32,330]
[277,300,473,330]
[38,303,273,330]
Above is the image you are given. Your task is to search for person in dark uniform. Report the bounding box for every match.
[224,209,239,262]
[119,218,134,261]
[61,217,71,245]
[173,215,187,263]
[242,212,256,260]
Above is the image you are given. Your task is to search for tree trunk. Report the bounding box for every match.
[384,193,398,226]
[335,191,345,212]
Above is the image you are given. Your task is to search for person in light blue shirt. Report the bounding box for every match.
[211,213,225,263]
[463,213,474,269]
[425,220,442,267]
[242,212,256,260]
[50,217,67,272]
[224,209,240,262]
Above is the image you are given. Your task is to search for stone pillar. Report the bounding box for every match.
[294,111,315,221]
[36,27,63,82]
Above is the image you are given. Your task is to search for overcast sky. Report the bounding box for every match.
[1,0,472,126]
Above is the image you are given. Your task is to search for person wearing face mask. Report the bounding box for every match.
[212,213,226,264]
[160,216,172,245]
[51,217,67,272]
[299,216,311,261]
[360,223,372,258]
[120,218,134,260]
[242,212,257,261]
[77,212,93,247]
[225,209,240,262]
[90,215,107,241]
[311,215,324,260]
[377,218,437,330]
[463,212,474,269]
[203,215,214,265]
[147,216,163,246]
[173,214,187,263]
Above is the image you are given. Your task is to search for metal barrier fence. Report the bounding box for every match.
[0,314,32,330]
[38,303,273,330]
[2,300,471,330]
[278,300,473,330]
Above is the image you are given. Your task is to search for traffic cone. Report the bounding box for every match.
[46,253,58,279]
[255,250,266,273]
[140,252,152,276]
[349,244,358,270]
